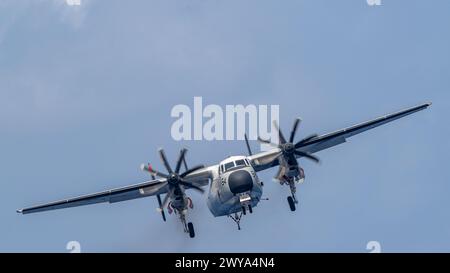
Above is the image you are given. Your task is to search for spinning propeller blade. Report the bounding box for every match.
[156,194,166,221]
[256,119,321,169]
[142,148,205,221]
[158,148,173,174]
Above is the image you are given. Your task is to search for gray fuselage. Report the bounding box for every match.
[206,156,263,217]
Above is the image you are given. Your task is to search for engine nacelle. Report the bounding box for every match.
[275,165,305,184]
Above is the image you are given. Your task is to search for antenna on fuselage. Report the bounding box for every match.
[182,154,189,171]
[244,134,253,156]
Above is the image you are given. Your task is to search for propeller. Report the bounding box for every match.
[141,148,205,214]
[156,194,166,221]
[257,119,321,165]
[148,171,167,222]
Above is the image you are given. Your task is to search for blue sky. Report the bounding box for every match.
[1,0,449,252]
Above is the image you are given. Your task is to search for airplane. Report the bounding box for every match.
[17,102,431,238]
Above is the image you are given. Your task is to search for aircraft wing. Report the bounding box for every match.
[183,165,217,184]
[251,102,431,172]
[17,179,168,214]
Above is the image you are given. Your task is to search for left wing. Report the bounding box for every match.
[250,102,431,172]
[17,164,216,215]
[17,179,169,214]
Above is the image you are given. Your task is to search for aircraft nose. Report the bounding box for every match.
[228,170,253,194]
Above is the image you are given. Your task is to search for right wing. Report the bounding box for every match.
[295,102,432,155]
[250,102,431,172]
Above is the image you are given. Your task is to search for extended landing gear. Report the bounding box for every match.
[180,212,195,238]
[286,178,299,212]
[287,196,296,211]
[187,222,195,238]
[241,204,253,215]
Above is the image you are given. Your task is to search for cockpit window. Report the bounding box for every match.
[235,159,246,167]
[221,159,249,174]
[224,162,235,172]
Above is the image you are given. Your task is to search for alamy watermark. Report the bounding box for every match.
[66,0,81,6]
[171,97,279,151]
[366,241,382,253]
[65,0,380,7]
[66,241,81,253]
[367,0,382,6]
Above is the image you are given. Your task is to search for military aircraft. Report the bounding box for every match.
[17,102,431,238]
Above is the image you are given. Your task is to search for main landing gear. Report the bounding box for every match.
[283,176,300,212]
[166,196,196,238]
[180,212,195,238]
[187,222,195,238]
[287,196,296,211]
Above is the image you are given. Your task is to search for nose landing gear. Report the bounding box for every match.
[241,204,253,215]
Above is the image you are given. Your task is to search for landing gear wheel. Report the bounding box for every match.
[287,196,296,212]
[187,222,195,238]
[242,206,246,215]
[248,205,253,214]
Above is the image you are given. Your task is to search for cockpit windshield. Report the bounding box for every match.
[221,159,248,174]
[235,159,246,167]
[224,162,235,172]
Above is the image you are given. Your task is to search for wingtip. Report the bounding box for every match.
[16,209,23,214]
[427,101,432,107]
